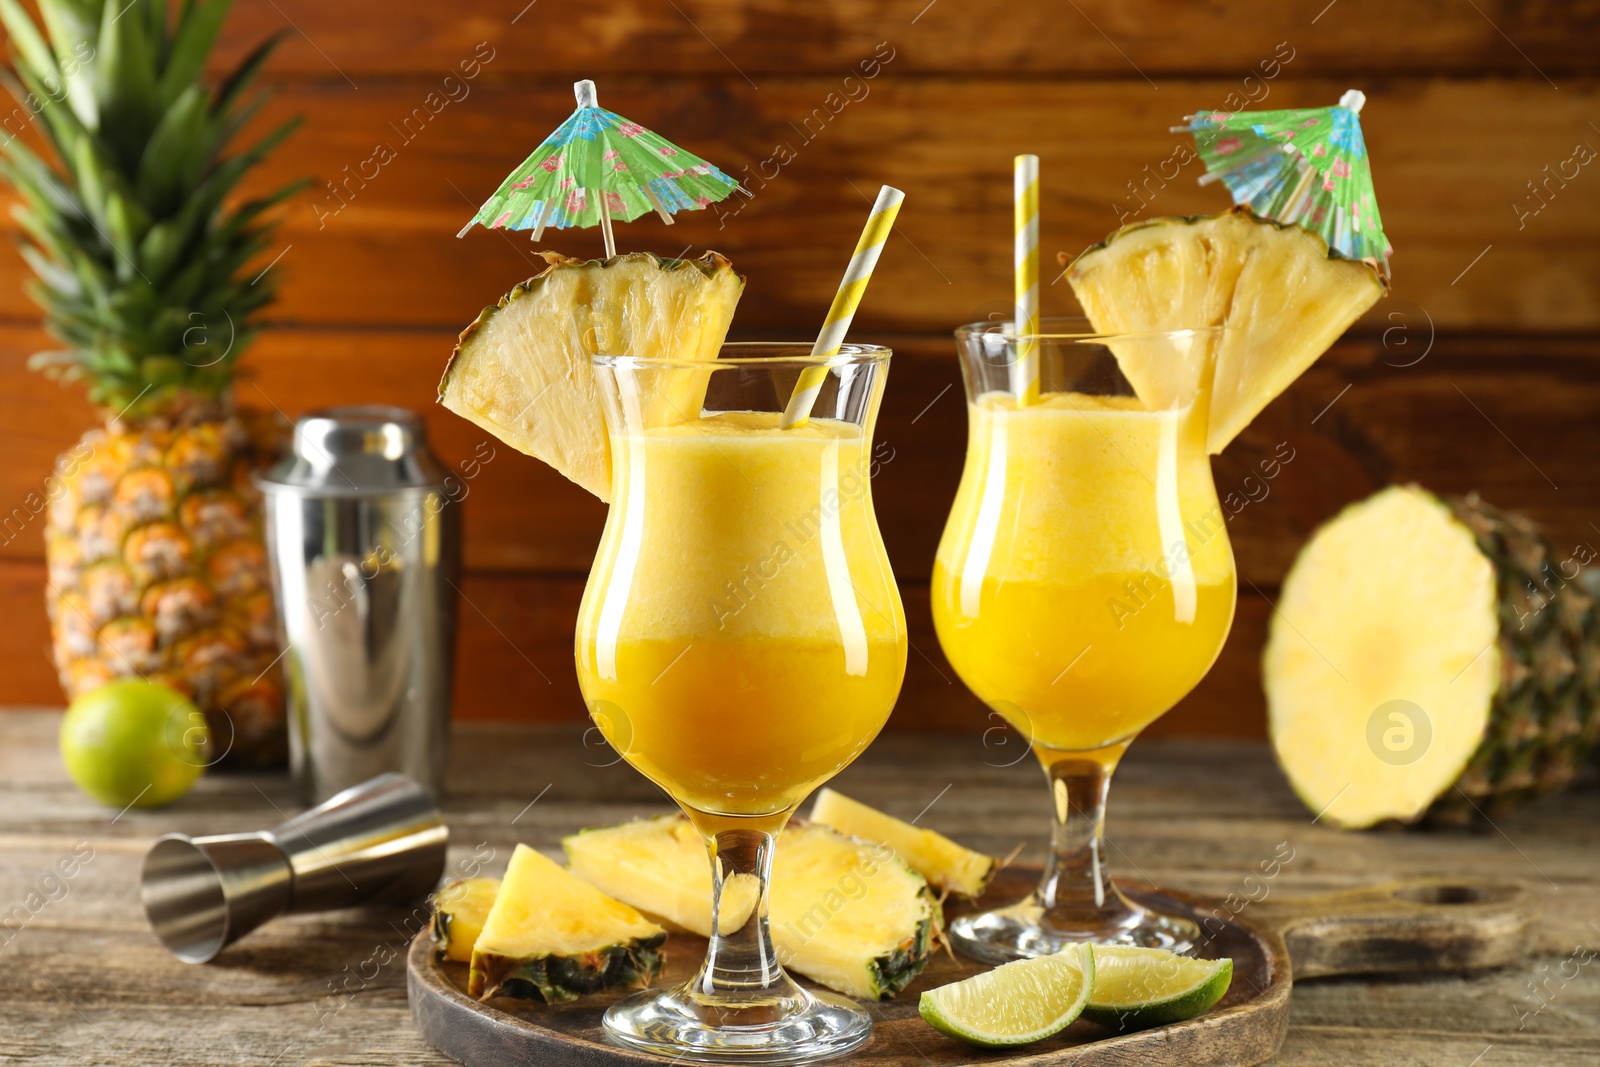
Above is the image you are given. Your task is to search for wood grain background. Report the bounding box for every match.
[2,0,1598,737]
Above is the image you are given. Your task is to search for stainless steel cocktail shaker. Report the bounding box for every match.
[257,406,460,803]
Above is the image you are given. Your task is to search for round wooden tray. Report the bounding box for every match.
[408,867,1537,1067]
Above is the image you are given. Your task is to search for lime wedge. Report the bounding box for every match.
[1082,946,1232,1032]
[919,944,1094,1047]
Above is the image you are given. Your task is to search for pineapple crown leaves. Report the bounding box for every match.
[0,0,308,417]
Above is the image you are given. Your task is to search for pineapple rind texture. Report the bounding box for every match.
[1266,485,1599,828]
[439,251,744,502]
[1064,208,1385,454]
[564,815,939,999]
[1432,493,1600,823]
[468,845,666,1003]
[46,410,289,765]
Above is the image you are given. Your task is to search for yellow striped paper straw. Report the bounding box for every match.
[780,184,905,428]
[1012,154,1040,403]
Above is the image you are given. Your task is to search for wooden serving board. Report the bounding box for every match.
[407,868,1538,1067]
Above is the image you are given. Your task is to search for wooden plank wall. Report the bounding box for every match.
[3,0,1598,738]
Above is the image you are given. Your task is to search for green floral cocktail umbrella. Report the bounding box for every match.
[458,80,742,257]
[1183,89,1391,273]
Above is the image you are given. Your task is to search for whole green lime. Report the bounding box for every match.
[60,680,210,808]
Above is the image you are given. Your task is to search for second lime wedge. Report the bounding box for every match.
[1082,946,1233,1031]
[919,944,1095,1048]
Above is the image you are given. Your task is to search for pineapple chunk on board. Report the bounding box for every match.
[468,845,666,1002]
[810,788,996,898]
[565,815,940,1000]
[431,876,500,963]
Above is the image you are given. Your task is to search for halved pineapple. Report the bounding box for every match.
[1266,486,1600,827]
[564,815,939,1000]
[809,788,996,898]
[431,876,500,963]
[439,251,744,500]
[468,845,666,1002]
[1063,208,1385,453]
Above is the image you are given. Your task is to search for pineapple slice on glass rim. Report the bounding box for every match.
[1062,207,1386,453]
[439,251,744,501]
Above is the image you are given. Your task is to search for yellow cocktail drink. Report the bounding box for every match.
[933,391,1236,753]
[577,411,906,830]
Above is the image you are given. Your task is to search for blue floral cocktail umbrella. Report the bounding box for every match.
[457,80,742,257]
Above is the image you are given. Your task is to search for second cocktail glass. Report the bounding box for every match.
[932,319,1235,961]
[577,345,907,1062]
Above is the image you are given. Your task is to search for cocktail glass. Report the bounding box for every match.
[578,344,907,1062]
[932,319,1235,961]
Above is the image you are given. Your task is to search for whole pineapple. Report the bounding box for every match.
[1265,486,1600,828]
[0,0,304,765]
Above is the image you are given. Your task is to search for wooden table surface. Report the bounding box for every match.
[3,709,1596,1066]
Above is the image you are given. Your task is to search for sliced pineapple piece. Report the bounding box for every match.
[564,815,939,1000]
[1265,487,1500,828]
[439,251,744,501]
[809,788,995,898]
[431,876,500,963]
[468,844,666,1002]
[1063,209,1384,453]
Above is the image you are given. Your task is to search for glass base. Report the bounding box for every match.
[949,886,1199,964]
[602,983,872,1064]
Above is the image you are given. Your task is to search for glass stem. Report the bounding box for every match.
[692,827,806,1017]
[1036,739,1133,924]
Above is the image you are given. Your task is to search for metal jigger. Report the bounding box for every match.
[141,773,448,963]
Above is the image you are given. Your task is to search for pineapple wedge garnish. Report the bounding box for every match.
[468,845,666,1002]
[440,251,744,500]
[565,815,940,1000]
[1063,208,1385,453]
[810,788,996,898]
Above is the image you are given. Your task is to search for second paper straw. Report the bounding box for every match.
[1012,154,1040,402]
[780,185,905,428]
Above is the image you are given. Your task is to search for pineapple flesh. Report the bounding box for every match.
[469,845,666,1002]
[1,0,302,764]
[1265,486,1600,827]
[439,251,744,501]
[809,788,996,898]
[431,877,501,963]
[564,815,939,1000]
[1063,209,1385,453]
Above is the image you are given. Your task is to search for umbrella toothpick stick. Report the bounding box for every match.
[642,185,675,226]
[780,184,905,429]
[598,196,617,258]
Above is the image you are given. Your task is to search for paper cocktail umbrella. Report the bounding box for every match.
[458,80,742,257]
[1182,90,1390,271]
